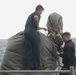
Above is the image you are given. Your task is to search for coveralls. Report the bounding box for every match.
[24,11,40,70]
[59,40,75,75]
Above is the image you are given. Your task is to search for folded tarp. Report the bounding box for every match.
[0,31,58,75]
[46,12,63,33]
[46,12,63,51]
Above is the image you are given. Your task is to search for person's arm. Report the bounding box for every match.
[34,15,47,31]
[63,46,71,60]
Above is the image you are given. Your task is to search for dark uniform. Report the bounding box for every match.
[60,40,75,75]
[24,11,40,70]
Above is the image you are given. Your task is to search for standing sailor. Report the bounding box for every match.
[24,5,46,70]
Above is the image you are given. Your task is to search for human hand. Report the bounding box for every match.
[56,51,60,55]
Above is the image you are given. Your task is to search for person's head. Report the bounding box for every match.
[62,32,71,42]
[35,4,44,15]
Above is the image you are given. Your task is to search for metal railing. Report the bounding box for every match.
[0,66,75,75]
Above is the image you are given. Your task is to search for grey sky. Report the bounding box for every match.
[0,0,76,39]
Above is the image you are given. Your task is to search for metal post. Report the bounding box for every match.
[75,67,76,74]
[70,66,75,75]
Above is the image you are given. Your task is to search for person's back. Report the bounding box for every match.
[25,11,40,33]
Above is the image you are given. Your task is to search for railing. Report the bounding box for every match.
[0,66,75,75]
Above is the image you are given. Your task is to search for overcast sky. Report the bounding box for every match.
[0,0,76,39]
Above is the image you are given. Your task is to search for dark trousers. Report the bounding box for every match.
[59,66,70,75]
[24,30,40,70]
[59,65,75,75]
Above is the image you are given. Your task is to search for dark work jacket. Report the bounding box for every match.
[60,40,75,69]
[24,11,40,33]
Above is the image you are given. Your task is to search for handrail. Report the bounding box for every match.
[0,66,75,75]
